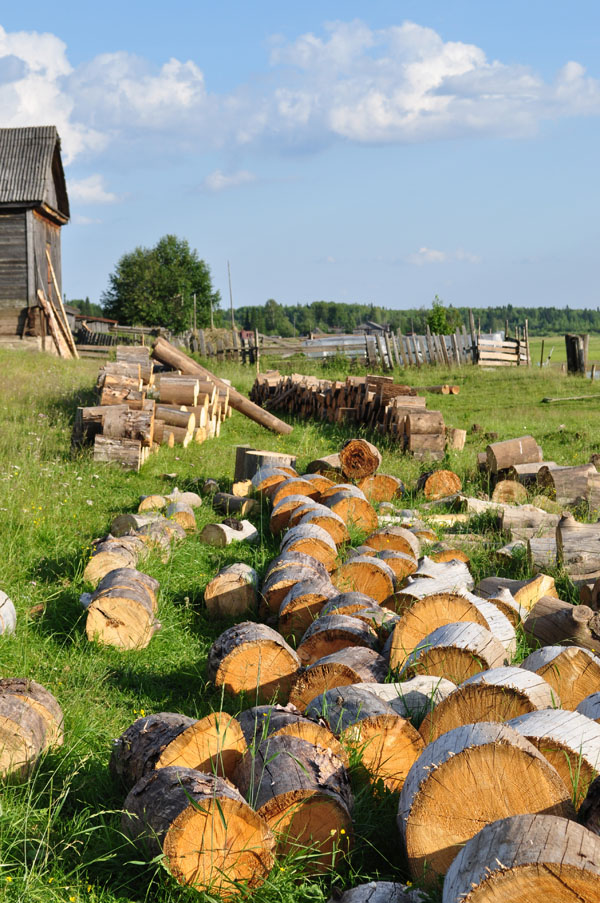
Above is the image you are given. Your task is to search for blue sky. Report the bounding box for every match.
[2,2,599,312]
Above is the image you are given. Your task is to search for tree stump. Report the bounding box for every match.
[233,734,352,872]
[419,666,558,744]
[398,722,574,884]
[122,767,275,896]
[207,622,300,703]
[288,647,388,711]
[521,645,600,710]
[0,685,62,777]
[443,813,600,903]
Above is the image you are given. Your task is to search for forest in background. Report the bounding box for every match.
[232,298,600,336]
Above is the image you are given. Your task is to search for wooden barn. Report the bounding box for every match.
[0,126,70,352]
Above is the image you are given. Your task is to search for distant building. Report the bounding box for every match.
[0,126,70,350]
[354,320,389,335]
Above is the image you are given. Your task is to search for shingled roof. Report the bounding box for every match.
[0,126,69,220]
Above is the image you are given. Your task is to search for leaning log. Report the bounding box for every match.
[152,336,293,434]
[122,767,275,894]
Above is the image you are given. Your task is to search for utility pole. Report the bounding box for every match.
[210,295,214,329]
[193,293,197,332]
[228,260,235,330]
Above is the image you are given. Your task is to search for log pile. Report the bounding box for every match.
[250,372,448,460]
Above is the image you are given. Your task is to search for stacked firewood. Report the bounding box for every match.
[110,440,600,897]
[151,371,231,445]
[250,371,449,459]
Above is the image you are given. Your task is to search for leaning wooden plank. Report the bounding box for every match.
[45,248,79,358]
[36,288,72,358]
[152,336,293,434]
[398,722,574,885]
[443,814,599,903]
[122,767,275,895]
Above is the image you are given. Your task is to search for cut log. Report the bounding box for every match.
[491,479,528,504]
[0,590,16,635]
[280,524,338,571]
[207,622,300,703]
[339,438,382,480]
[398,722,574,884]
[165,501,196,532]
[429,547,471,565]
[287,500,324,529]
[158,376,199,406]
[364,526,420,559]
[413,556,473,587]
[556,512,600,576]
[110,512,162,537]
[475,573,558,611]
[233,734,352,871]
[296,614,379,666]
[235,448,297,481]
[331,557,396,603]
[445,427,466,451]
[296,505,350,545]
[212,493,258,517]
[271,478,319,509]
[524,596,600,652]
[578,693,600,722]
[482,587,527,627]
[0,678,63,747]
[389,571,474,611]
[204,563,258,618]
[527,535,557,571]
[305,454,343,478]
[153,337,293,434]
[416,470,462,501]
[269,494,315,534]
[0,692,49,777]
[154,404,194,429]
[95,567,159,607]
[278,579,337,642]
[302,472,336,495]
[353,605,400,641]
[319,592,378,618]
[111,711,247,789]
[231,479,252,497]
[507,460,558,485]
[122,767,275,895]
[261,562,329,616]
[138,494,168,512]
[388,594,514,671]
[508,708,600,806]
[500,504,560,540]
[419,666,558,744]
[521,645,600,710]
[443,814,600,903]
[375,551,418,582]
[354,676,457,721]
[399,622,508,684]
[288,647,388,711]
[168,490,202,509]
[251,466,297,499]
[486,435,542,473]
[199,520,258,547]
[93,436,142,471]
[86,574,159,650]
[306,686,424,792]
[83,535,147,586]
[237,703,348,765]
[538,462,597,505]
[102,406,154,447]
[329,882,422,903]
[324,490,378,534]
[357,474,404,503]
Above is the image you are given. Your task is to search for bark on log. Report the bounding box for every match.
[0,678,63,748]
[94,436,142,471]
[364,526,421,559]
[419,665,558,745]
[443,814,600,903]
[556,512,600,576]
[235,448,297,481]
[122,767,275,895]
[398,722,574,884]
[578,693,600,722]
[0,692,49,777]
[306,686,424,792]
[523,595,600,652]
[278,578,337,642]
[207,622,301,703]
[111,711,247,789]
[296,614,379,666]
[302,472,336,495]
[102,406,154,447]
[86,575,159,650]
[324,490,378,534]
[508,707,600,806]
[507,460,558,485]
[237,703,347,765]
[339,438,382,480]
[83,535,147,586]
[353,676,456,721]
[233,735,352,872]
[527,535,557,570]
[212,493,258,517]
[538,463,597,505]
[521,645,600,709]
[374,551,418,582]
[199,520,258,547]
[261,561,329,616]
[481,587,527,627]
[152,336,293,434]
[486,435,542,473]
[305,454,343,479]
[319,592,378,618]
[296,506,350,546]
[475,573,558,610]
[416,470,462,501]
[413,557,473,587]
[288,647,388,711]
[500,504,560,540]
[280,524,338,571]
[329,882,423,903]
[399,622,508,684]
[252,466,297,498]
[331,557,396,604]
[165,501,196,532]
[357,474,404,503]
[271,478,319,509]
[270,494,315,534]
[287,500,324,529]
[204,563,258,618]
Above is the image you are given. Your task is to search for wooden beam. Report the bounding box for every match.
[45,248,78,358]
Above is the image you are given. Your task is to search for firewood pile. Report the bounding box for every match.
[105,435,600,898]
[250,371,452,460]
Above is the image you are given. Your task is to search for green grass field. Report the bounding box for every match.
[0,349,598,902]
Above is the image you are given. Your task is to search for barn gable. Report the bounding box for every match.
[0,126,69,222]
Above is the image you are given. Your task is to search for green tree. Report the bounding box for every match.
[427,295,460,334]
[101,235,220,332]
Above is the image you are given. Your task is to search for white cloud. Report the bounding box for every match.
[0,19,600,165]
[73,214,102,225]
[201,169,257,192]
[69,174,119,203]
[406,246,480,266]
